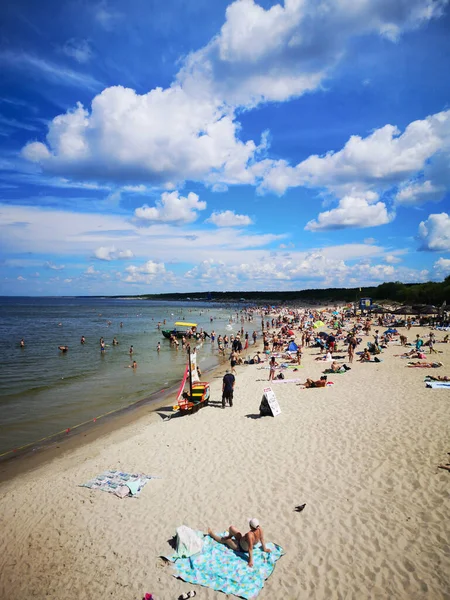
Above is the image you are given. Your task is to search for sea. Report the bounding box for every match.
[0,297,254,457]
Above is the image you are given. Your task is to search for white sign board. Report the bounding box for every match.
[262,387,281,417]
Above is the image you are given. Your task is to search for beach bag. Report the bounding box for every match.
[259,396,272,416]
[276,372,285,379]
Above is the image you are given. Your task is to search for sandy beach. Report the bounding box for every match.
[0,321,449,600]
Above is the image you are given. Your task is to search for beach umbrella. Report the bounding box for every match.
[313,320,325,328]
[418,305,438,315]
[393,306,416,315]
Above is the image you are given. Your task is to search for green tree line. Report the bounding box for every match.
[132,276,450,306]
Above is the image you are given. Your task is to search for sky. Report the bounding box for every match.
[1,0,450,296]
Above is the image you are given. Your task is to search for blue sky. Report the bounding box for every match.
[1,0,450,296]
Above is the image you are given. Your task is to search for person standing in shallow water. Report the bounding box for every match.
[20,339,25,348]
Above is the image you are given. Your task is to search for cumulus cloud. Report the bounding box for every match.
[178,0,446,107]
[44,261,65,270]
[62,39,92,63]
[94,246,134,260]
[123,260,168,284]
[206,210,253,227]
[135,191,206,224]
[183,252,428,289]
[20,0,446,187]
[418,212,450,252]
[396,179,445,206]
[85,265,100,275]
[385,254,402,264]
[305,193,394,231]
[260,110,450,197]
[21,90,262,186]
[434,257,450,277]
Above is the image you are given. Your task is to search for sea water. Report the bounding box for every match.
[0,297,251,456]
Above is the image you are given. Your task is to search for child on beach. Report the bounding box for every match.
[269,356,278,381]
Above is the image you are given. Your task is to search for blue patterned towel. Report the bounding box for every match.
[168,531,284,598]
[79,470,156,497]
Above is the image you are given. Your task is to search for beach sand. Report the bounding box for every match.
[0,325,449,599]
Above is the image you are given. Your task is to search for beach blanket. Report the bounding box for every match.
[426,382,450,389]
[271,378,302,384]
[80,470,157,497]
[167,531,284,599]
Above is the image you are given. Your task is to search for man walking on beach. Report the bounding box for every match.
[222,369,235,408]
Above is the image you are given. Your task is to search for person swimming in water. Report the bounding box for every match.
[58,345,69,352]
[80,336,86,344]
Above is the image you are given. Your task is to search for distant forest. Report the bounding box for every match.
[123,277,450,306]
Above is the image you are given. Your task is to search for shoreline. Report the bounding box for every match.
[0,342,260,483]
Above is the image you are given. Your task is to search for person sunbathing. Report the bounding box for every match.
[298,376,328,388]
[358,349,371,362]
[207,519,271,568]
[424,375,450,381]
[407,361,443,368]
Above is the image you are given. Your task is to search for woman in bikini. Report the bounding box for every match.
[207,519,271,567]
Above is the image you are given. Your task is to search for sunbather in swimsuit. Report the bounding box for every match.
[207,519,271,567]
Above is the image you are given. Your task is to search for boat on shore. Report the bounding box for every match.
[161,321,198,339]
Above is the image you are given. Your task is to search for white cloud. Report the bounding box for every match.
[396,179,445,206]
[434,257,450,277]
[260,110,450,196]
[123,260,168,284]
[178,0,445,108]
[135,191,206,224]
[418,212,450,252]
[45,261,65,270]
[94,246,134,260]
[63,278,73,283]
[20,0,446,188]
[183,253,428,290]
[305,193,393,231]
[22,88,261,186]
[385,254,402,264]
[0,51,101,90]
[62,39,92,64]
[207,210,253,227]
[17,275,26,281]
[85,265,100,275]
[364,237,377,244]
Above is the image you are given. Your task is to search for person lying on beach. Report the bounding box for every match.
[395,349,426,359]
[407,361,443,368]
[315,351,332,362]
[207,519,271,568]
[297,376,328,388]
[424,375,450,381]
[323,361,349,373]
